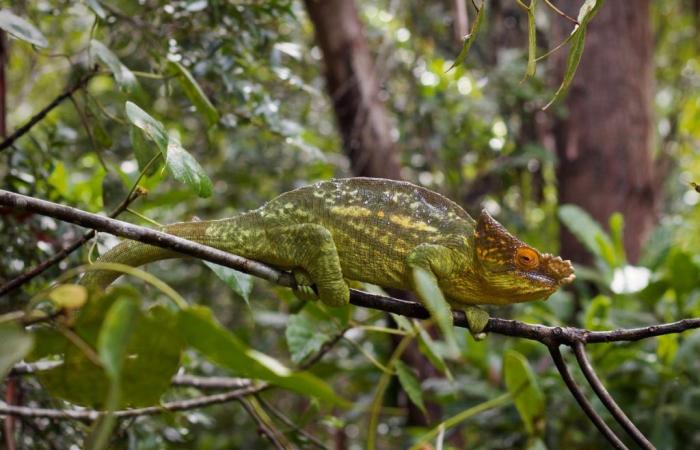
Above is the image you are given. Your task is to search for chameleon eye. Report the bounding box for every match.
[515,247,539,269]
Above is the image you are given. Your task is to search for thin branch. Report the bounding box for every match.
[0,384,266,422]
[543,0,579,25]
[0,68,99,152]
[548,345,629,450]
[258,396,332,450]
[1,189,699,347]
[572,342,655,450]
[0,187,145,296]
[238,397,292,450]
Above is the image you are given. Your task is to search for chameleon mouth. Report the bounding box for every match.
[541,254,576,286]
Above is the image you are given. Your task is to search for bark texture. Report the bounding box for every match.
[552,1,657,263]
[304,0,402,179]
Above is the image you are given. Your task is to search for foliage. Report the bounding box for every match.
[0,0,698,449]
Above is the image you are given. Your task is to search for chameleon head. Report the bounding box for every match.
[473,210,575,303]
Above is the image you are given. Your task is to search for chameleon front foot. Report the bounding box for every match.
[292,268,318,302]
[463,306,490,340]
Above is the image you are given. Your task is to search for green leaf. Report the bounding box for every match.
[129,126,160,176]
[395,360,426,415]
[168,61,220,127]
[179,305,346,406]
[0,10,48,47]
[125,102,168,151]
[97,298,138,380]
[0,322,34,380]
[558,204,613,262]
[48,284,88,310]
[415,322,452,379]
[285,311,332,364]
[666,249,699,296]
[90,40,136,91]
[446,0,485,72]
[165,136,213,198]
[390,313,413,332]
[413,267,458,356]
[544,0,605,109]
[657,334,678,367]
[39,289,184,408]
[608,213,626,264]
[204,261,253,305]
[583,294,611,331]
[517,0,537,78]
[503,350,545,436]
[126,102,211,196]
[85,0,107,19]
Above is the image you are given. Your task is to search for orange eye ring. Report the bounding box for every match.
[515,247,539,269]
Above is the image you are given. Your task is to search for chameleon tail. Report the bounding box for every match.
[80,219,238,289]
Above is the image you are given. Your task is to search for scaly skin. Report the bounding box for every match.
[82,178,575,333]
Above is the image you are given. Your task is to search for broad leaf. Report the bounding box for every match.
[558,204,613,263]
[168,61,220,127]
[48,284,88,310]
[415,322,452,379]
[413,267,458,356]
[85,0,107,19]
[90,40,137,91]
[503,350,544,435]
[395,360,426,415]
[39,289,184,408]
[97,298,138,380]
[165,136,213,198]
[125,102,168,151]
[179,305,346,406]
[0,10,48,47]
[129,126,160,176]
[285,309,333,364]
[0,322,34,380]
[204,261,253,306]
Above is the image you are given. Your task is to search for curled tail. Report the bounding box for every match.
[80,220,233,289]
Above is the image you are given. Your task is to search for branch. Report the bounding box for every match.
[0,68,98,152]
[548,345,628,450]
[573,342,655,450]
[0,384,266,421]
[0,187,145,296]
[1,189,699,347]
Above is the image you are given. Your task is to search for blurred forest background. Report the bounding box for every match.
[0,0,699,449]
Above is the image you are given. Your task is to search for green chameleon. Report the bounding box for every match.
[82,178,575,335]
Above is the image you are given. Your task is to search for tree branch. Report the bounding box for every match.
[0,68,98,152]
[548,345,628,450]
[0,384,266,421]
[573,341,655,450]
[0,187,145,296]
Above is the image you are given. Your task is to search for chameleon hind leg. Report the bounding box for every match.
[247,224,349,307]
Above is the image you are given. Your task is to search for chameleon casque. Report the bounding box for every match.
[82,178,575,334]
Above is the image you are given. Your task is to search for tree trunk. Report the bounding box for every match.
[552,1,657,264]
[303,0,402,179]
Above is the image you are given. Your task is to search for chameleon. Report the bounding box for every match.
[82,178,575,335]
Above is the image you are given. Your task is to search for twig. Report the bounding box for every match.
[572,342,655,450]
[0,153,158,296]
[238,397,292,450]
[257,396,331,450]
[0,384,266,421]
[0,68,98,152]
[543,0,579,25]
[548,345,628,450]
